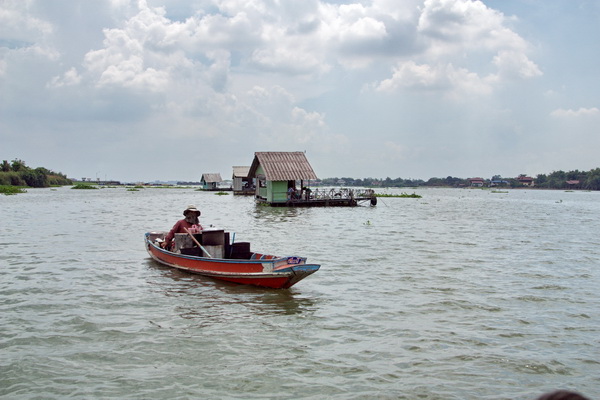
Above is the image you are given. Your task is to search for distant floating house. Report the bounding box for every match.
[200,173,222,190]
[248,151,376,207]
[232,166,254,195]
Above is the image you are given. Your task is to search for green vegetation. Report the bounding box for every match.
[149,185,192,189]
[0,185,27,195]
[71,183,98,190]
[215,191,229,195]
[534,169,600,190]
[375,192,422,198]
[322,167,600,191]
[1,159,71,188]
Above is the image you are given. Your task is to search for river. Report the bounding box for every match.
[1,186,599,399]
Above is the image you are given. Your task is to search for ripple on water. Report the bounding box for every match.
[1,187,600,399]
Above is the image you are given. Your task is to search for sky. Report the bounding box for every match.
[1,0,599,183]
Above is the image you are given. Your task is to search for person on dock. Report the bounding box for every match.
[287,186,296,201]
[162,205,203,250]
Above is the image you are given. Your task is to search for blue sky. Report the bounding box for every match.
[1,0,598,182]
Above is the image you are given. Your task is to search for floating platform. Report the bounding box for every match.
[256,188,377,207]
[197,187,233,192]
[233,188,256,196]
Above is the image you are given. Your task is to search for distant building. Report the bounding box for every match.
[468,177,485,187]
[200,173,222,190]
[517,175,535,187]
[490,175,509,187]
[232,166,254,195]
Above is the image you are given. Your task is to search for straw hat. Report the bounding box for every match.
[183,205,201,216]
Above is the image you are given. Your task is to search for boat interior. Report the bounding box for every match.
[148,229,255,259]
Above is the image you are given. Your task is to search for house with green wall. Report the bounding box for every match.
[248,152,318,205]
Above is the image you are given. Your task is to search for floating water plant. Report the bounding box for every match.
[215,191,229,195]
[0,185,27,195]
[71,183,98,190]
[375,192,422,198]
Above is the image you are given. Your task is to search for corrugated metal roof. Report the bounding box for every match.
[201,173,222,183]
[232,166,250,178]
[248,152,318,181]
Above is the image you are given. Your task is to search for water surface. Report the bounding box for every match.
[1,187,599,399]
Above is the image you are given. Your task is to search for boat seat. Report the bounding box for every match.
[174,233,194,254]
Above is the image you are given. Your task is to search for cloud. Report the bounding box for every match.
[493,50,542,79]
[5,0,539,99]
[367,0,541,97]
[5,0,589,182]
[373,60,493,97]
[242,85,328,146]
[47,67,82,88]
[0,1,53,44]
[550,107,600,118]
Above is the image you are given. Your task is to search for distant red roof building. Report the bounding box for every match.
[468,177,485,187]
[517,176,534,187]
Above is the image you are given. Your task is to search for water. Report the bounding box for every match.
[1,186,599,399]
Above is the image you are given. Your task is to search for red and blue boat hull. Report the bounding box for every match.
[145,233,319,289]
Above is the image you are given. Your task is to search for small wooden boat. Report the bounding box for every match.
[145,229,320,289]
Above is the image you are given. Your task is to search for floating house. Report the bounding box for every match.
[248,151,376,207]
[232,166,254,196]
[200,173,222,190]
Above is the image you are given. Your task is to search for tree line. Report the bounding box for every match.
[1,159,72,187]
[321,167,600,190]
[534,169,600,190]
[3,157,599,191]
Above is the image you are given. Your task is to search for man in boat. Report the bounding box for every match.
[162,205,203,250]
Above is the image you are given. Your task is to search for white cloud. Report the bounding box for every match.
[1,0,596,181]
[47,67,82,88]
[374,60,493,97]
[493,50,542,79]
[64,0,539,97]
[0,1,53,43]
[80,4,178,92]
[550,107,600,118]
[241,85,328,147]
[367,0,542,97]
